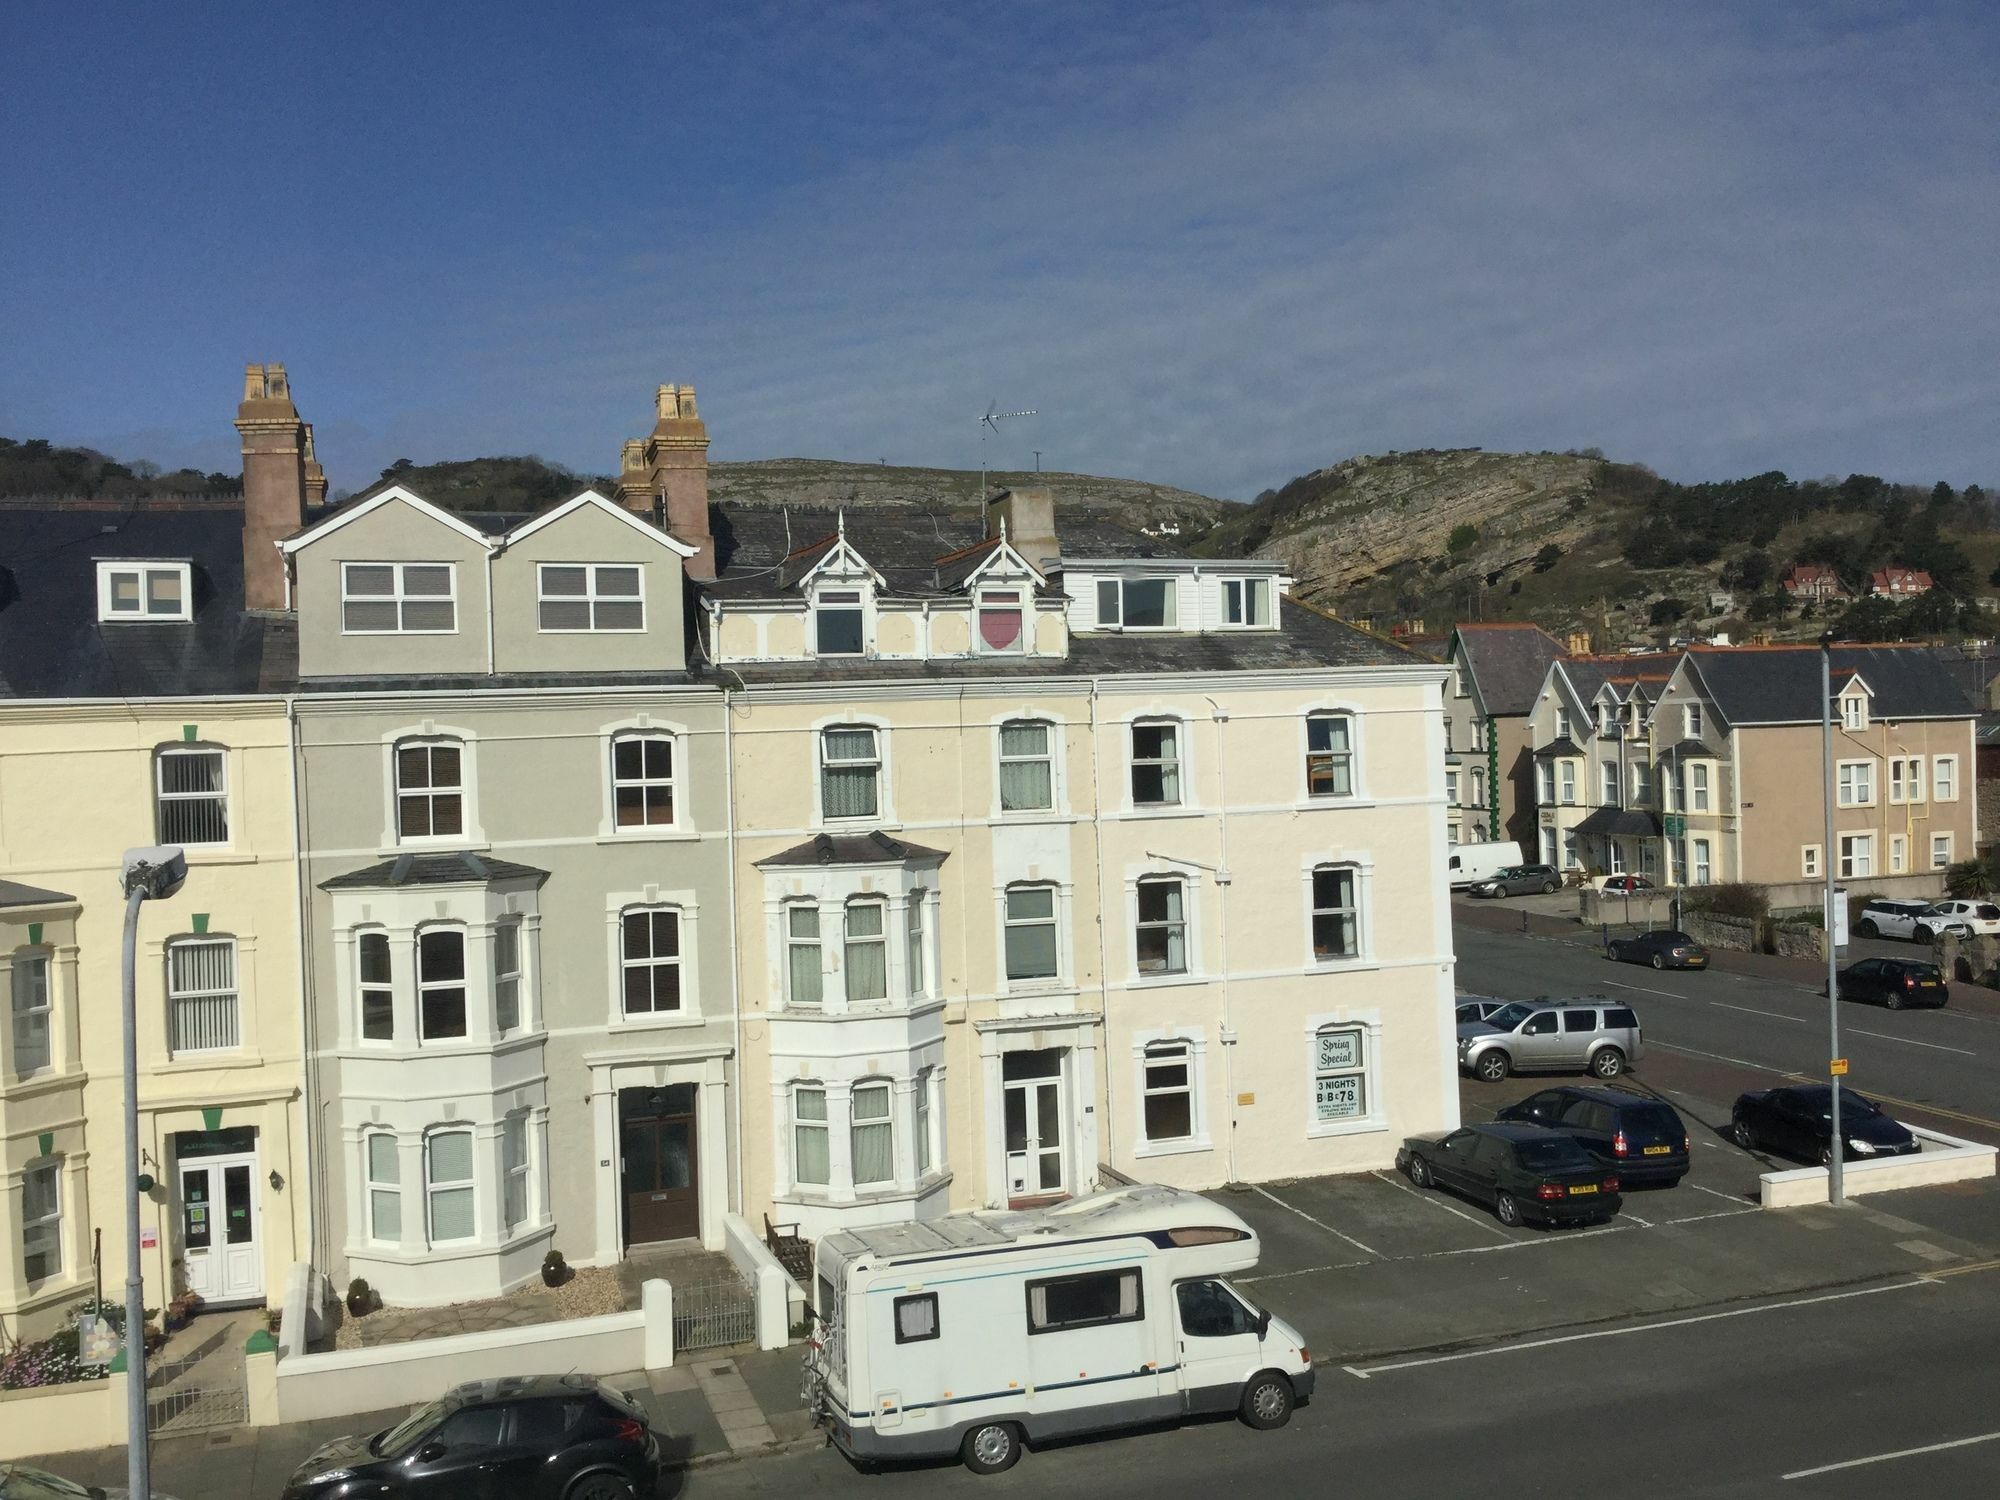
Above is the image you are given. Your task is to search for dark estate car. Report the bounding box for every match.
[1731,1085,1917,1165]
[1830,957,1950,1010]
[1468,864,1563,898]
[1397,1122,1624,1228]
[282,1375,660,1500]
[1495,1086,1691,1186]
[1606,929,1709,971]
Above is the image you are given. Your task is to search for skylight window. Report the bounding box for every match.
[97,561,191,623]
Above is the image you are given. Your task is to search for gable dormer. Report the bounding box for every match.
[1838,673,1873,731]
[799,524,886,659]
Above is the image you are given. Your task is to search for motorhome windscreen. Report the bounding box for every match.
[1026,1266,1144,1334]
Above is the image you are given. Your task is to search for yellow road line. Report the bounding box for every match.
[1921,1257,2000,1280]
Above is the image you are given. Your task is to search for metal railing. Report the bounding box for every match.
[146,1345,246,1434]
[673,1275,758,1353]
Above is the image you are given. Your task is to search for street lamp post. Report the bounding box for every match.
[119,845,187,1500]
[1819,635,1845,1206]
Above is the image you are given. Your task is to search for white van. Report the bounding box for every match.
[1447,839,1523,889]
[805,1184,1314,1474]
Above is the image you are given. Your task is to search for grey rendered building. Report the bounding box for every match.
[284,483,738,1306]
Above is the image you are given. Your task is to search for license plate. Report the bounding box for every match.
[1567,1184,1599,1195]
[1686,957,1705,965]
[1920,981,1939,988]
[1642,1145,1672,1156]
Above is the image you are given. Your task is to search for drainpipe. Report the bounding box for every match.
[285,693,320,1278]
[1202,696,1235,1186]
[1088,679,1114,1173]
[720,669,746,1229]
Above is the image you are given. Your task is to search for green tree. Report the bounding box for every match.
[1649,597,1688,625]
[1447,522,1479,553]
[1531,543,1563,572]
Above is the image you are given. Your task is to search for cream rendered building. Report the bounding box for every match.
[707,490,1457,1238]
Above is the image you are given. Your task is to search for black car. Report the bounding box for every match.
[1605,929,1709,971]
[282,1375,660,1500]
[1495,1085,1690,1186]
[1397,1122,1623,1227]
[1831,957,1949,1010]
[1731,1085,1917,1165]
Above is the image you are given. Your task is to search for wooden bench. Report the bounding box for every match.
[764,1213,813,1284]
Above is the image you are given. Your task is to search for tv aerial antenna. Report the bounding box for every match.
[978,400,1036,501]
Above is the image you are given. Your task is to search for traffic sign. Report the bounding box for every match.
[1830,1058,1849,1076]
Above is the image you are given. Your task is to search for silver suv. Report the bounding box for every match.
[1457,999,1642,1082]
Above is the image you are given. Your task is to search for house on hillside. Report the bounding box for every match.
[1441,624,1568,852]
[1781,564,1847,602]
[1869,566,1934,597]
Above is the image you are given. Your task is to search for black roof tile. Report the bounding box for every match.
[0,877,77,908]
[756,831,949,867]
[1451,625,1568,717]
[319,852,549,890]
[1685,645,1976,724]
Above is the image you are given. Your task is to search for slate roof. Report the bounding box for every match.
[0,498,297,699]
[319,852,549,890]
[1533,736,1584,759]
[1684,645,1977,725]
[1451,624,1568,717]
[1573,807,1663,838]
[1925,647,1999,705]
[755,831,949,867]
[0,877,77,908]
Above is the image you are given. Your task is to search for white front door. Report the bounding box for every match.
[1003,1049,1066,1201]
[179,1155,263,1304]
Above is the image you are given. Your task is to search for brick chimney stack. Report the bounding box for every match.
[986,485,1060,574]
[617,383,713,579]
[235,362,308,610]
[301,423,328,510]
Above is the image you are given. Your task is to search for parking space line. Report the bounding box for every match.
[1236,1259,1374,1284]
[1651,1039,1809,1076]
[1780,1429,2000,1481]
[1343,1278,1936,1379]
[1689,1182,1753,1205]
[1845,1026,1976,1057]
[1369,1169,1513,1240]
[1600,979,1688,1000]
[1247,1183,1381,1259]
[1709,1000,1806,1024]
[1661,1206,1760,1225]
[1423,1224,1627,1257]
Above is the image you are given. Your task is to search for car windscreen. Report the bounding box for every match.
[1978,905,2000,920]
[1513,1137,1593,1171]
[373,1397,455,1458]
[1486,1003,1535,1029]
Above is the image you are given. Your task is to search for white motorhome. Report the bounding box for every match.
[1446,839,1523,889]
[805,1184,1314,1474]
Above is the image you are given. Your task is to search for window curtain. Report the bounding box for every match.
[845,905,888,1002]
[851,1086,894,1185]
[168,940,239,1051]
[821,728,879,818]
[368,1135,402,1240]
[794,1089,830,1185]
[788,906,823,1006]
[999,723,1052,810]
[1005,888,1058,979]
[427,1133,475,1241]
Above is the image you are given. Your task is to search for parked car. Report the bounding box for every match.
[1731,1085,1917,1165]
[1398,1122,1623,1227]
[1853,898,1969,942]
[1457,999,1643,1082]
[1829,957,1949,1009]
[1455,994,1512,1025]
[1467,864,1562,898]
[281,1375,660,1500]
[1924,899,2000,937]
[1495,1085,1691,1186]
[0,1465,184,1500]
[1606,929,1709,971]
[1597,874,1657,895]
[1447,840,1525,889]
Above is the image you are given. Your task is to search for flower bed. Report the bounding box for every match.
[0,1299,120,1390]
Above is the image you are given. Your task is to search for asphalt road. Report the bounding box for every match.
[1453,924,2000,1144]
[679,1263,2000,1499]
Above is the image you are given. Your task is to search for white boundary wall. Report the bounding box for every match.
[1760,1125,1997,1208]
[722,1212,804,1350]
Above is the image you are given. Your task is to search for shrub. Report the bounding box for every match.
[1447,522,1480,553]
[1687,882,1769,920]
[1944,856,1999,897]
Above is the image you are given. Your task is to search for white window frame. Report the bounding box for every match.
[1446,820,1461,846]
[1801,844,1821,879]
[1600,762,1618,807]
[22,1159,62,1284]
[1556,709,1573,741]
[1470,767,1485,808]
[819,723,884,822]
[608,732,679,832]
[1933,833,1954,870]
[536,562,645,633]
[785,902,823,1009]
[394,737,469,843]
[997,719,1057,815]
[364,1131,401,1246]
[1558,761,1578,806]
[1685,702,1703,739]
[96,560,193,623]
[417,925,469,1044]
[502,1112,531,1232]
[1536,761,1554,804]
[155,746,230,847]
[11,948,53,1076]
[975,586,1027,654]
[1841,693,1868,732]
[1003,883,1061,986]
[1934,755,1959,802]
[1310,864,1361,963]
[619,906,684,1019]
[1220,577,1274,628]
[1095,576,1179,630]
[1134,875,1189,978]
[843,898,889,1005]
[812,586,868,657]
[792,1084,830,1188]
[1889,834,1908,874]
[1630,761,1653,805]
[914,1067,936,1177]
[849,1079,894,1188]
[1838,833,1874,880]
[166,937,240,1054]
[1305,712,1356,799]
[493,918,523,1035]
[905,894,927,999]
[1689,762,1712,813]
[1311,1025,1370,1129]
[1691,836,1713,886]
[1888,756,1925,805]
[357,929,394,1044]
[1140,1039,1197,1146]
[1445,768,1459,806]
[341,561,458,635]
[1130,718,1185,809]
[423,1128,477,1246]
[1303,1011,1386,1139]
[1836,759,1875,808]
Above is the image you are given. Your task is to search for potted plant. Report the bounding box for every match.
[541,1250,568,1289]
[345,1277,372,1319]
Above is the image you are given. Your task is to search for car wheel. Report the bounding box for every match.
[961,1421,1023,1475]
[565,1474,637,1500]
[1651,953,1667,971]
[1885,991,1905,1010]
[1541,881,1558,895]
[1590,1046,1627,1079]
[1915,925,1933,944]
[1495,1192,1524,1227]
[1239,1371,1296,1430]
[1734,1119,1757,1151]
[1474,1050,1511,1082]
[1407,1155,1433,1188]
[1857,920,1879,939]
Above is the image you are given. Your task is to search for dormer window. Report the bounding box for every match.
[977,588,1025,653]
[815,589,866,656]
[1685,702,1703,739]
[1096,577,1176,629]
[538,563,643,632]
[1840,690,1868,732]
[1221,578,1272,627]
[97,561,190,623]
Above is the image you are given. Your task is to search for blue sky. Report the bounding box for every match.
[3,1,1997,501]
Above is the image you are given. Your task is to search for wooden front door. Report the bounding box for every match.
[620,1085,700,1246]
